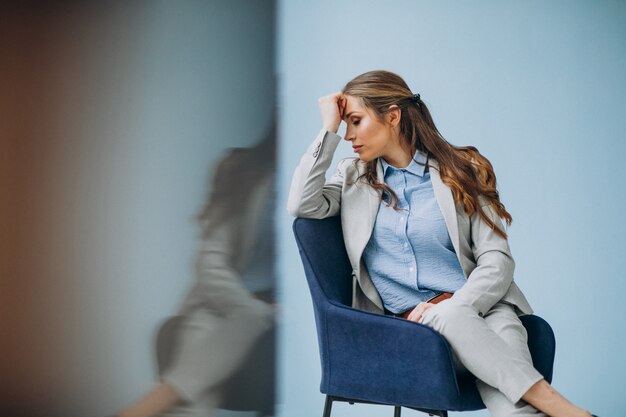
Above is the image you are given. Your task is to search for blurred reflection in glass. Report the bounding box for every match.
[117,123,277,417]
[1,2,276,416]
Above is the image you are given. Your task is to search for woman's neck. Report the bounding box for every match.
[382,140,413,168]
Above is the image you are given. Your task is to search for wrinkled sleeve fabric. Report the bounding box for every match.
[287,128,348,219]
[451,201,515,316]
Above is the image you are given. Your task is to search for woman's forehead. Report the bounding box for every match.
[344,95,366,117]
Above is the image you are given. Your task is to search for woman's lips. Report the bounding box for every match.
[353,145,363,153]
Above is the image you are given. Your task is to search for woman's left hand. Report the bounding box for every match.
[406,302,435,323]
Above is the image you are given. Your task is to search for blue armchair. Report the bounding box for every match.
[293,216,555,417]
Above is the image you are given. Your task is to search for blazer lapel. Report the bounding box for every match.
[357,158,383,258]
[428,158,461,260]
[343,158,382,267]
[342,159,385,310]
[369,157,384,225]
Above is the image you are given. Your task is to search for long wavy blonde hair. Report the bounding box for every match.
[342,70,512,239]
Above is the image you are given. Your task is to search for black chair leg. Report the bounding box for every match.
[394,405,401,417]
[322,395,333,417]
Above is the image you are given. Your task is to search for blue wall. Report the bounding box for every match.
[277,1,626,416]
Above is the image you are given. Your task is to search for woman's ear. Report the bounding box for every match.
[386,104,401,127]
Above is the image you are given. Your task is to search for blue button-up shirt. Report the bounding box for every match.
[362,151,467,314]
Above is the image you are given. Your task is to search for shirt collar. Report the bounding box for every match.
[381,150,429,178]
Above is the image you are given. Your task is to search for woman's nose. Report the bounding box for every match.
[344,128,354,141]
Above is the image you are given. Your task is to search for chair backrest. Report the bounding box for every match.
[293,216,352,308]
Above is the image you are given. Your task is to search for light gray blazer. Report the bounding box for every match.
[288,128,533,317]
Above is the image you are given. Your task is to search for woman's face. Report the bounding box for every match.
[341,95,402,163]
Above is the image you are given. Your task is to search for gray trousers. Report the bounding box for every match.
[419,300,547,417]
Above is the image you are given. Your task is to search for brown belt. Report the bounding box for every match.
[400,292,453,319]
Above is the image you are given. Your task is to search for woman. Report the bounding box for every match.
[287,70,595,417]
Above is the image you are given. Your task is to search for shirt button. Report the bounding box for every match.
[409,267,414,272]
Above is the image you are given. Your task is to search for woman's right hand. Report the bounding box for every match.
[406,302,435,323]
[318,91,346,134]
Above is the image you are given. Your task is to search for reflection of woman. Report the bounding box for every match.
[288,70,596,417]
[117,127,276,417]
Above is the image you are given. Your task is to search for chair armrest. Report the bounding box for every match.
[319,302,461,408]
[519,314,556,383]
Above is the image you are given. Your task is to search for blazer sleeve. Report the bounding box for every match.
[287,128,349,218]
[450,200,515,316]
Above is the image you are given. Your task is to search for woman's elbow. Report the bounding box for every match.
[287,197,332,219]
[287,206,328,219]
[287,201,300,217]
[287,191,309,217]
[287,201,309,217]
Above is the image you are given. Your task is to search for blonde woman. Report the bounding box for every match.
[288,70,596,417]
